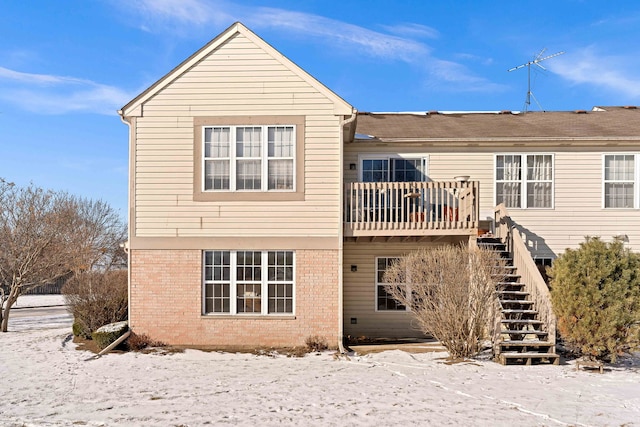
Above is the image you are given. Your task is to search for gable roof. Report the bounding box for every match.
[354,107,640,143]
[119,22,353,117]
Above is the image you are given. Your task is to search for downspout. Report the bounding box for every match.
[338,108,357,353]
[118,111,133,331]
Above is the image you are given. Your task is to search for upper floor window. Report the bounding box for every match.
[204,125,295,191]
[360,156,427,182]
[603,154,638,208]
[495,154,553,209]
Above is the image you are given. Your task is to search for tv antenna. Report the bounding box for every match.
[508,48,565,112]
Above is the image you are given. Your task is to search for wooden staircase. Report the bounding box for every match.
[478,237,559,366]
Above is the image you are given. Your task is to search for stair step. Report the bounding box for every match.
[487,251,511,258]
[477,239,503,245]
[501,319,543,325]
[495,266,517,271]
[498,273,520,279]
[499,352,560,365]
[500,340,554,347]
[500,300,534,305]
[502,309,538,315]
[496,290,529,296]
[497,281,525,287]
[501,330,548,336]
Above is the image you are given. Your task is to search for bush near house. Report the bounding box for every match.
[383,245,506,360]
[63,270,128,339]
[92,321,129,350]
[549,237,640,362]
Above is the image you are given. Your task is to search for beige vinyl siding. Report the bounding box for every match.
[343,238,467,339]
[133,33,344,238]
[507,151,640,257]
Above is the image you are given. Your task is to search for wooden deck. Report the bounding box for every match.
[344,181,479,237]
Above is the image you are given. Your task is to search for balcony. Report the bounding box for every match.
[344,181,479,238]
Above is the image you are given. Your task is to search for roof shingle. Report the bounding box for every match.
[354,107,640,141]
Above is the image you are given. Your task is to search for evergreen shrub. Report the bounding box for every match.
[549,237,640,362]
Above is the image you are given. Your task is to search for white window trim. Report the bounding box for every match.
[202,124,296,192]
[202,250,296,316]
[602,153,639,209]
[374,256,409,312]
[494,153,555,209]
[357,154,429,182]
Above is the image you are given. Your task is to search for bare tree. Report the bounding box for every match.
[0,179,126,332]
[383,245,506,360]
[66,197,127,272]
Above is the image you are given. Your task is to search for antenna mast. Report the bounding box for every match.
[508,49,565,112]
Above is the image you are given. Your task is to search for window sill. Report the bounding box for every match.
[201,314,296,320]
[193,191,304,202]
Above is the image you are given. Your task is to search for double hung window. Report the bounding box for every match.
[375,257,407,311]
[496,154,553,208]
[203,250,294,315]
[204,125,295,191]
[603,154,638,208]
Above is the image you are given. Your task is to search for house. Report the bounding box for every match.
[119,22,640,350]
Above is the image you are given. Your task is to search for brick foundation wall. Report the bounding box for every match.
[130,249,340,348]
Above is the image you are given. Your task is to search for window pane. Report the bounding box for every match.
[496,182,522,208]
[605,183,635,208]
[362,159,389,182]
[236,160,261,190]
[268,126,294,157]
[377,285,405,311]
[205,160,230,190]
[392,158,424,182]
[237,283,261,313]
[527,182,552,208]
[268,283,293,314]
[527,155,552,181]
[268,159,293,190]
[204,127,230,158]
[203,283,230,314]
[236,127,262,157]
[605,155,635,180]
[496,155,521,181]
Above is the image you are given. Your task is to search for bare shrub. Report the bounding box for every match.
[63,270,128,338]
[127,332,166,351]
[384,245,506,360]
[305,335,329,352]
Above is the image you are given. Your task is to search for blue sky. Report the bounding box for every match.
[1,0,640,216]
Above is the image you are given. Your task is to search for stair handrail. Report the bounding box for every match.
[494,204,556,350]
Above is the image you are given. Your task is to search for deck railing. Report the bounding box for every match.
[494,203,556,348]
[344,181,479,236]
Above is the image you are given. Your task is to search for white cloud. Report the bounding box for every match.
[124,0,232,33]
[381,23,440,39]
[117,0,501,92]
[550,47,640,98]
[427,59,505,92]
[248,8,430,62]
[0,67,133,115]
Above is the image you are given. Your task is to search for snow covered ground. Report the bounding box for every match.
[1,295,639,426]
[10,294,66,308]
